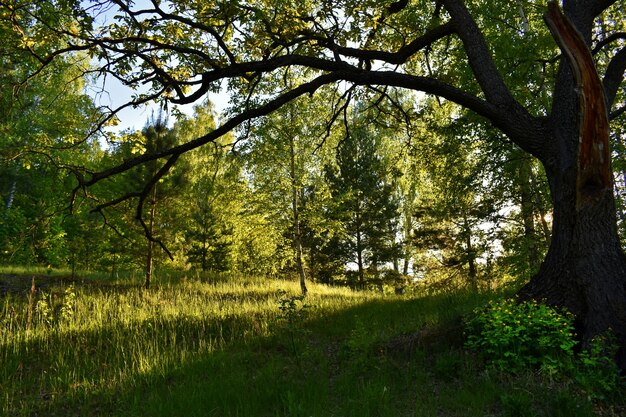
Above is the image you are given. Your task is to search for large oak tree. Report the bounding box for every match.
[5,0,626,366]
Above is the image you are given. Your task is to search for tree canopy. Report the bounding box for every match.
[2,0,626,368]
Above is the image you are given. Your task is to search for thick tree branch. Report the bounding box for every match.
[81,68,544,195]
[171,55,356,104]
[79,73,346,187]
[441,0,525,111]
[545,2,612,205]
[586,0,619,19]
[23,0,545,186]
[592,32,626,55]
[602,46,626,110]
[318,21,455,65]
[171,22,455,106]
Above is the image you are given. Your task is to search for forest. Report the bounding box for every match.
[1,0,626,415]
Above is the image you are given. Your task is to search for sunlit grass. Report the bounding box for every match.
[1,269,623,416]
[0,272,378,416]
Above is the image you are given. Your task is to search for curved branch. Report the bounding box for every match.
[82,72,346,187]
[170,21,454,106]
[441,0,525,111]
[603,45,626,109]
[318,21,455,65]
[171,55,356,104]
[135,155,180,261]
[336,70,545,157]
[593,32,626,55]
[83,67,543,195]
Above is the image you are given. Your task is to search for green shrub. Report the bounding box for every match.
[466,298,624,401]
[35,291,53,327]
[575,333,621,401]
[60,284,77,323]
[274,290,312,364]
[465,298,577,372]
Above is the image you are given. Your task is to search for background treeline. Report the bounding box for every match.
[2,51,626,291]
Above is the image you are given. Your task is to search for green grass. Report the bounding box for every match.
[0,270,624,416]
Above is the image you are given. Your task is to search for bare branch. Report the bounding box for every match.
[90,191,143,214]
[134,155,180,261]
[314,86,355,154]
[96,210,134,245]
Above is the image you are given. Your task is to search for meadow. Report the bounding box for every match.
[0,269,623,416]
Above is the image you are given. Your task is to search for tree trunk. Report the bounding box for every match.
[520,2,626,370]
[145,186,157,289]
[519,170,626,368]
[4,163,18,216]
[289,134,307,296]
[5,179,16,211]
[463,217,478,290]
[201,220,208,272]
[355,204,365,290]
[519,157,540,272]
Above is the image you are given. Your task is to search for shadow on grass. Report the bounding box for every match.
[3,287,602,417]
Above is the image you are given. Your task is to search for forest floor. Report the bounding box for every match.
[0,270,624,416]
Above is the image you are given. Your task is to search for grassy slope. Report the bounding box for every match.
[0,272,622,416]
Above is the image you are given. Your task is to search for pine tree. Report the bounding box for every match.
[325,115,400,289]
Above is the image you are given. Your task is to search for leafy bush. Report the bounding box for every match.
[274,290,311,363]
[465,298,576,372]
[60,285,77,323]
[276,290,309,326]
[575,333,621,401]
[466,298,624,400]
[35,291,53,327]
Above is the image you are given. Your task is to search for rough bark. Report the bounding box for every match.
[356,203,365,290]
[519,2,626,369]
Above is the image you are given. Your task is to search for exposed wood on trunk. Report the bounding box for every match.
[544,1,612,208]
[519,2,626,371]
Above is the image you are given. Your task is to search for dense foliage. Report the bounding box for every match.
[466,298,577,371]
[1,0,624,293]
[1,0,626,413]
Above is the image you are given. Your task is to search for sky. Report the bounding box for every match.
[85,0,230,134]
[90,75,230,134]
